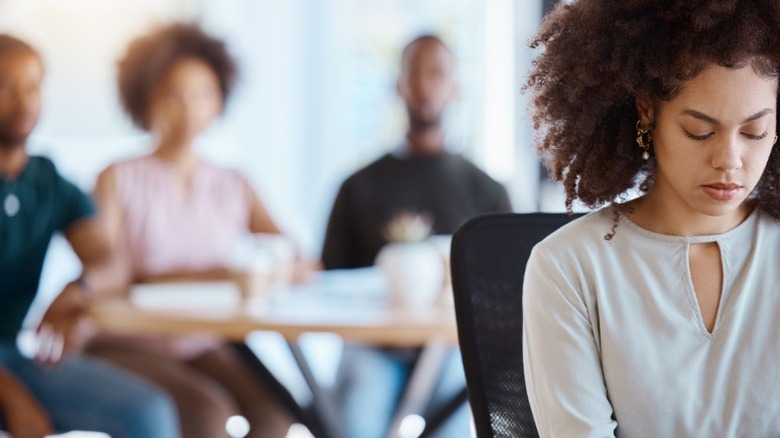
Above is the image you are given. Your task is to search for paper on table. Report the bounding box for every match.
[130,281,242,311]
[303,267,387,299]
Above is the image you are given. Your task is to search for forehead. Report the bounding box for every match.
[401,40,454,71]
[158,57,218,86]
[663,64,777,119]
[0,51,43,79]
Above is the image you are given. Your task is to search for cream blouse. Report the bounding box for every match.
[523,206,780,437]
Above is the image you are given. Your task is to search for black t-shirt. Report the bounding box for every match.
[322,152,512,269]
[0,156,94,340]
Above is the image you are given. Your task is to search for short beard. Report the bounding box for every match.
[408,114,442,133]
[0,128,30,150]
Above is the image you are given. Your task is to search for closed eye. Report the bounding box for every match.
[743,131,768,141]
[684,130,713,141]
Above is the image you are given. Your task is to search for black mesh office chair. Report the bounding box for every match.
[450,212,582,438]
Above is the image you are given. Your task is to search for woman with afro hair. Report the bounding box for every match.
[85,23,296,437]
[523,0,780,436]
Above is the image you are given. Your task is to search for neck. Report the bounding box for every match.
[0,144,28,179]
[406,125,446,156]
[153,139,199,174]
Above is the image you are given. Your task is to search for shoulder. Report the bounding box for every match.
[97,158,134,181]
[340,153,394,187]
[445,153,483,170]
[355,153,395,176]
[542,208,616,243]
[94,164,120,198]
[27,156,78,189]
[752,208,780,242]
[26,156,60,182]
[523,209,619,310]
[26,157,94,222]
[532,208,617,264]
[28,155,56,172]
[103,155,155,181]
[447,154,505,186]
[755,208,780,228]
[445,153,485,171]
[96,156,149,191]
[110,154,153,170]
[442,154,510,209]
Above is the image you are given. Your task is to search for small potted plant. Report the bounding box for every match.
[374,211,444,309]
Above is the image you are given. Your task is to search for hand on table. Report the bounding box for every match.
[292,259,323,284]
[36,281,96,365]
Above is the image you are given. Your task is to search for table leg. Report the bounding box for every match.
[418,387,469,438]
[234,339,466,438]
[287,341,345,438]
[387,339,449,438]
[231,342,327,437]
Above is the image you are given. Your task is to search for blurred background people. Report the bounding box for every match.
[0,33,179,438]
[322,35,512,438]
[0,2,550,437]
[84,23,295,438]
[3,0,536,302]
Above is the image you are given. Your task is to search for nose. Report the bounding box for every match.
[710,135,742,171]
[410,72,438,99]
[409,80,430,103]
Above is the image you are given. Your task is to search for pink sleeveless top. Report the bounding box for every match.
[108,155,252,358]
[114,155,250,277]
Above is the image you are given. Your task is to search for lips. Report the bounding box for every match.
[701,182,742,201]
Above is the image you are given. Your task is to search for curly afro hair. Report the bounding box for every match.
[527,0,780,218]
[117,22,237,131]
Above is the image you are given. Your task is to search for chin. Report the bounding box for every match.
[693,198,749,220]
[186,124,211,138]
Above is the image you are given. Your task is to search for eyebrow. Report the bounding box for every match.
[682,108,775,125]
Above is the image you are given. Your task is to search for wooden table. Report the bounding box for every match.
[88,268,464,438]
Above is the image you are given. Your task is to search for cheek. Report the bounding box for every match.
[23,92,42,112]
[747,144,775,175]
[0,97,10,118]
[652,135,699,180]
[194,98,221,124]
[651,134,679,164]
[149,104,179,132]
[202,100,221,119]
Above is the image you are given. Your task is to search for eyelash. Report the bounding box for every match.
[747,131,769,141]
[684,132,713,141]
[684,130,768,141]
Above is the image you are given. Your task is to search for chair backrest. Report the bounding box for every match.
[450,212,581,438]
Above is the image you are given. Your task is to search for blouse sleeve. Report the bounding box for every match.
[522,245,617,437]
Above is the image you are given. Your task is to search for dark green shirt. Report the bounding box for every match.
[0,156,94,340]
[322,152,512,269]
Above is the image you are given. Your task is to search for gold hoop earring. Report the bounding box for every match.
[635,120,652,160]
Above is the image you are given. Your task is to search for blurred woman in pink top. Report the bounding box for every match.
[86,23,295,438]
